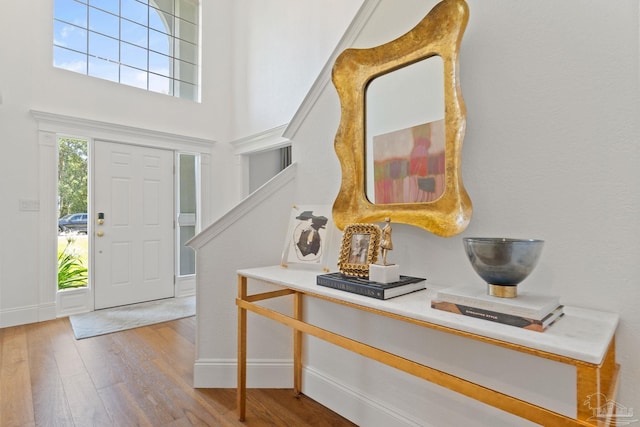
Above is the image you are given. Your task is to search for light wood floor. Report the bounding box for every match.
[0,316,356,427]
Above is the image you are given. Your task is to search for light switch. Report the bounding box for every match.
[19,199,40,211]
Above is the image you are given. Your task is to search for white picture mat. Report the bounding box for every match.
[281,205,334,270]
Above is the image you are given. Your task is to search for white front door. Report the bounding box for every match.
[94,141,175,309]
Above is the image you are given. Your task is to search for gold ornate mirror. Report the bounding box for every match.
[331,0,471,237]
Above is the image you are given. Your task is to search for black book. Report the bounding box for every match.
[317,273,426,300]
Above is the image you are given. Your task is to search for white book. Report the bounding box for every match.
[435,286,560,320]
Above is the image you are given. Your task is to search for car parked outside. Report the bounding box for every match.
[58,213,88,234]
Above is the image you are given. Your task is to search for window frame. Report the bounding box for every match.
[53,0,200,101]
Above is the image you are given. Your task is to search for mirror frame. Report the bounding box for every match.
[331,0,471,237]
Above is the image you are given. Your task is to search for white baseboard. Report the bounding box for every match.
[193,358,293,388]
[1,304,39,328]
[1,301,63,328]
[302,366,425,427]
[192,358,421,427]
[38,301,57,322]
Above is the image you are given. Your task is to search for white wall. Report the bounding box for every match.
[0,1,235,326]
[231,0,364,138]
[248,149,282,193]
[0,0,359,326]
[195,0,639,426]
[291,0,640,423]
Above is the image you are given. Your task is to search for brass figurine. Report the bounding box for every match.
[380,218,393,266]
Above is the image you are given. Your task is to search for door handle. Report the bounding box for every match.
[97,231,104,237]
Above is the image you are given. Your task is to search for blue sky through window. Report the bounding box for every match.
[53,0,198,100]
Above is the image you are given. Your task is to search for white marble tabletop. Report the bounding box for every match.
[237,265,619,365]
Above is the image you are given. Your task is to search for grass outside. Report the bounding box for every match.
[58,234,88,288]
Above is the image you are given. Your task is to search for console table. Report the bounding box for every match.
[236,265,619,426]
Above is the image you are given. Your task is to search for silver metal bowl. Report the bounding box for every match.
[463,238,544,297]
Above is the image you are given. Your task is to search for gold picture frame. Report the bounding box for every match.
[337,224,381,277]
[331,0,472,237]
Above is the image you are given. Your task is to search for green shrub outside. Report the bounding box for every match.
[58,237,88,289]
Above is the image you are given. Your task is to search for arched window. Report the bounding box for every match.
[53,0,199,101]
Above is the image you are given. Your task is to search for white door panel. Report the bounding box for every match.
[94,141,174,309]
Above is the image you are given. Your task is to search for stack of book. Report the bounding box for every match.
[317,273,426,300]
[431,286,563,332]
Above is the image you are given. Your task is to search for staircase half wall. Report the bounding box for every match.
[188,163,297,388]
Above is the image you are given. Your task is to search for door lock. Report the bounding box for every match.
[97,212,105,225]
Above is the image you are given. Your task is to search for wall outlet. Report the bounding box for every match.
[19,199,40,212]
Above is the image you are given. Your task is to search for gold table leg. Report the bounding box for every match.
[293,292,303,396]
[237,275,248,421]
[576,338,618,425]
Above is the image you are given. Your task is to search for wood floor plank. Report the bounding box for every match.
[160,315,196,345]
[97,330,180,425]
[25,320,75,427]
[151,357,238,426]
[134,322,196,384]
[0,325,36,427]
[74,331,127,390]
[97,381,155,427]
[61,371,113,426]
[47,319,113,426]
[0,314,356,427]
[47,318,86,378]
[76,330,185,425]
[117,328,228,426]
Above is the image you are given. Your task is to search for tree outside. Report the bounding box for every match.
[58,137,88,216]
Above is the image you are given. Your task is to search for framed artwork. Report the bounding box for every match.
[371,119,446,204]
[337,223,381,277]
[281,205,333,270]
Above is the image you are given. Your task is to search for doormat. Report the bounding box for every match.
[69,295,195,339]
